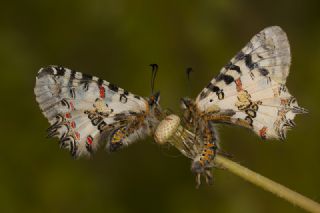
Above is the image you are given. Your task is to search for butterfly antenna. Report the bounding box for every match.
[185,67,193,95]
[186,67,193,81]
[149,64,158,94]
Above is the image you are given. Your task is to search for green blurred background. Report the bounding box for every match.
[0,0,319,212]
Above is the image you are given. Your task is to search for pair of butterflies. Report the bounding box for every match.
[35,26,307,186]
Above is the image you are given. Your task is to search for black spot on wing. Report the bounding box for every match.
[69,88,76,98]
[108,83,119,92]
[92,116,104,126]
[97,78,104,86]
[82,73,93,81]
[217,90,224,100]
[98,121,107,133]
[245,109,256,118]
[245,116,253,127]
[80,73,93,88]
[67,71,76,88]
[228,64,241,74]
[82,82,89,91]
[244,54,257,70]
[259,68,269,76]
[225,62,242,74]
[69,70,76,80]
[54,66,66,76]
[207,83,220,92]
[61,99,70,109]
[120,94,128,103]
[216,74,234,85]
[37,67,54,78]
[134,95,141,100]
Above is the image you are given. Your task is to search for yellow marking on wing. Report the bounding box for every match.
[111,127,126,144]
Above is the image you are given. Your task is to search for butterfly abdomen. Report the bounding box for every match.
[192,121,218,173]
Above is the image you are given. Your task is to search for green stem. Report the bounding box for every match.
[214,155,320,213]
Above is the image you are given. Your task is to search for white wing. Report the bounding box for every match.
[35,66,153,157]
[196,26,307,140]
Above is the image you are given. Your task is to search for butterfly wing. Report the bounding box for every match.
[35,66,159,157]
[195,26,307,140]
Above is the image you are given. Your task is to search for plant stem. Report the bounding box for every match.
[214,155,320,213]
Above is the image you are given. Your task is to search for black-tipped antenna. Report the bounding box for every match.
[186,67,193,80]
[185,67,194,95]
[149,64,158,94]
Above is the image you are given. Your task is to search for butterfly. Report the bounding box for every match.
[34,64,163,157]
[35,26,307,187]
[154,26,307,186]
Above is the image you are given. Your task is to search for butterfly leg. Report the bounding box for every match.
[194,168,213,188]
[195,173,201,189]
[205,169,213,185]
[194,167,214,188]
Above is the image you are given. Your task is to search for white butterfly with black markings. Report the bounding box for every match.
[35,26,307,187]
[35,64,162,157]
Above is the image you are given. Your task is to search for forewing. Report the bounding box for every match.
[196,26,307,140]
[35,66,150,157]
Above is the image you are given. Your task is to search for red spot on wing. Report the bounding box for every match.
[235,78,243,92]
[65,113,71,118]
[70,101,75,110]
[71,121,76,128]
[259,127,267,139]
[99,86,105,98]
[75,132,80,140]
[87,136,93,144]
